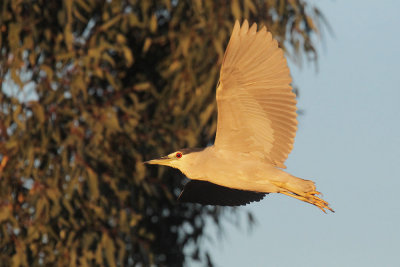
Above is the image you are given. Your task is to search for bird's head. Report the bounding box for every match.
[145,148,204,171]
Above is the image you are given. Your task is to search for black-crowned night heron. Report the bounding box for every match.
[146,20,334,213]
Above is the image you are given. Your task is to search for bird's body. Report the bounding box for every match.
[173,146,313,195]
[146,20,333,212]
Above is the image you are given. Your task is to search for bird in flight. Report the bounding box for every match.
[146,20,334,213]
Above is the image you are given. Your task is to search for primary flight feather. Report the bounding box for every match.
[146,20,334,213]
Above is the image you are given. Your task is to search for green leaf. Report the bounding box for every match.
[102,233,116,267]
[0,206,10,223]
[231,0,241,19]
[99,14,122,31]
[32,102,45,124]
[95,242,103,265]
[142,37,152,53]
[8,23,21,50]
[150,14,157,33]
[64,24,74,51]
[87,168,99,201]
[122,46,134,67]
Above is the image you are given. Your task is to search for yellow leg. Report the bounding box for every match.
[280,190,334,213]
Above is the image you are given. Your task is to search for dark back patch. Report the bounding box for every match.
[178,180,267,206]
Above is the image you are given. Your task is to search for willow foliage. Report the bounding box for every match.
[0,0,325,266]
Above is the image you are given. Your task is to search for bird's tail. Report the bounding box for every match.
[271,174,334,213]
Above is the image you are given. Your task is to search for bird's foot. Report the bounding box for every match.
[280,190,334,213]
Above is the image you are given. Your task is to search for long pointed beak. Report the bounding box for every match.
[144,156,171,165]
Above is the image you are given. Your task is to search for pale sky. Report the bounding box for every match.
[200,1,400,266]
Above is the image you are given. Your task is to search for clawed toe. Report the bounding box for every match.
[309,190,322,196]
[280,191,334,213]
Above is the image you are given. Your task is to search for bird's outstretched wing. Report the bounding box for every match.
[215,20,297,168]
[178,180,266,206]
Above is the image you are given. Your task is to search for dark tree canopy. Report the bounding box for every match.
[0,0,325,266]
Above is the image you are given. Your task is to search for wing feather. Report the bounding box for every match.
[214,20,297,168]
[178,180,266,206]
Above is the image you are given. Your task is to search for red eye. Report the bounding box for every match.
[176,152,182,159]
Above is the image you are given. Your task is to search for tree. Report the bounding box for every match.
[0,0,326,266]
